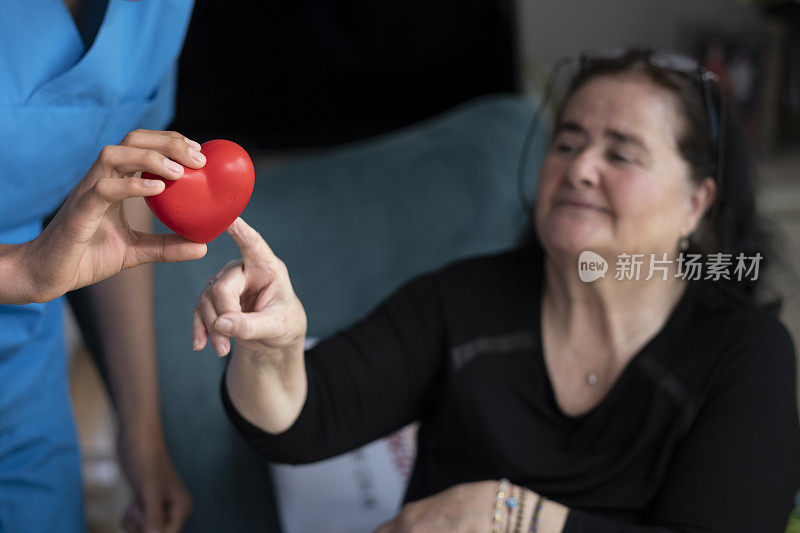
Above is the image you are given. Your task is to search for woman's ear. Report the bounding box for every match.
[685,176,717,235]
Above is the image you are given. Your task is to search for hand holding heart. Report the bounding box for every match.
[15,129,208,304]
[193,217,307,357]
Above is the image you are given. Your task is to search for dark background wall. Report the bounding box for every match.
[172,0,518,149]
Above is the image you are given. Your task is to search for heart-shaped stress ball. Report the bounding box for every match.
[144,139,255,243]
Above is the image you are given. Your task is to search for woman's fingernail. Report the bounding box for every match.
[143,179,163,188]
[185,137,202,150]
[165,158,184,175]
[190,149,206,164]
[216,318,233,334]
[216,340,230,357]
[193,339,201,351]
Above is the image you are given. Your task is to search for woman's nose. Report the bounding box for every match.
[565,150,601,188]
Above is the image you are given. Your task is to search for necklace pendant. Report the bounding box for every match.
[587,373,598,386]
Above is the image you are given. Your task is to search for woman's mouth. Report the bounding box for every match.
[554,199,611,214]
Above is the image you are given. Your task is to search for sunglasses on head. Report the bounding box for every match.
[580,48,723,152]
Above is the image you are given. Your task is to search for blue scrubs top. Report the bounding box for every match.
[0,1,193,530]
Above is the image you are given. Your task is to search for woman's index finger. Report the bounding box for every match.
[225,217,276,263]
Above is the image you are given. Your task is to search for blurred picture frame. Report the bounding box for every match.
[683,20,785,153]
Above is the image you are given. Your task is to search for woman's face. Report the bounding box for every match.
[534,74,714,262]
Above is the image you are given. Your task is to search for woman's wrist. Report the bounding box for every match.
[524,491,568,533]
[493,482,532,533]
[509,486,530,533]
[235,340,305,377]
[496,485,568,533]
[118,420,168,454]
[226,342,308,434]
[539,498,569,533]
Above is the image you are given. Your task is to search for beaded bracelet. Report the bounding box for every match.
[492,478,510,533]
[529,495,547,533]
[512,488,528,533]
[505,487,519,533]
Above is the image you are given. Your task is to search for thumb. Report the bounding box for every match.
[128,232,207,266]
[214,311,288,342]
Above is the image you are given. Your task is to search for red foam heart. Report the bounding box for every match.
[144,139,255,243]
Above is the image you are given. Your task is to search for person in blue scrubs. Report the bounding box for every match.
[0,1,203,531]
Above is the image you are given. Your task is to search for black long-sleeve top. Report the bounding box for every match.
[222,247,800,532]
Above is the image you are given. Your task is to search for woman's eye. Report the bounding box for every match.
[555,143,577,154]
[610,152,633,164]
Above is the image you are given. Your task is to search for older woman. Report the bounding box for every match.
[195,49,800,532]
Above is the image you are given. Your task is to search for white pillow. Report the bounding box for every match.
[270,338,418,533]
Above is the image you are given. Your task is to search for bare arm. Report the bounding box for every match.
[89,197,162,438]
[87,197,192,532]
[224,343,307,435]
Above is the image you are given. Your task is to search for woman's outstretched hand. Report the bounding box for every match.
[7,129,208,304]
[193,217,307,357]
[195,217,308,434]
